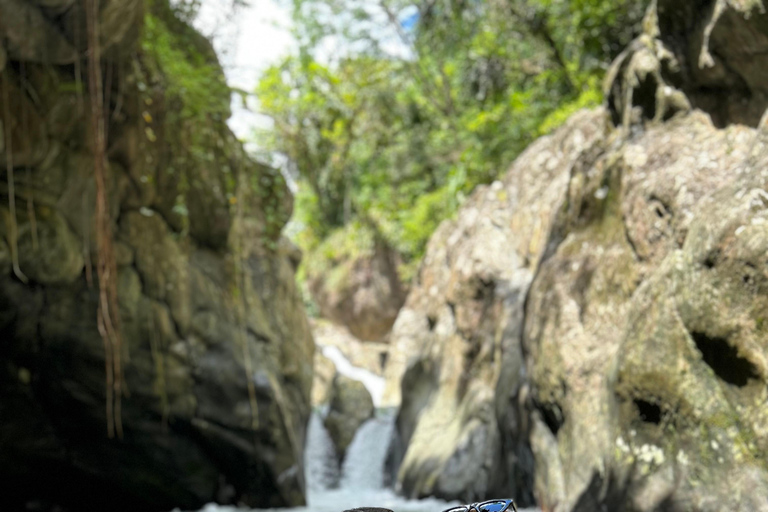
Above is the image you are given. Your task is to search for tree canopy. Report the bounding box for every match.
[255,0,646,281]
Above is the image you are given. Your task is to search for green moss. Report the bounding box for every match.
[538,81,603,135]
[141,0,230,123]
[299,222,376,285]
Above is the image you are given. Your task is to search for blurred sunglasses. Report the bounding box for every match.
[442,499,518,512]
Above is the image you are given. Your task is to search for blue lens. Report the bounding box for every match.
[479,502,506,512]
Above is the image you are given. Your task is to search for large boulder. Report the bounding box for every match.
[390,2,768,511]
[523,110,763,511]
[306,224,406,342]
[0,2,314,511]
[385,109,606,505]
[324,374,375,463]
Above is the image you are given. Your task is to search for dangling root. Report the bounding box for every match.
[86,0,123,439]
[2,70,29,284]
[234,171,259,433]
[20,62,39,251]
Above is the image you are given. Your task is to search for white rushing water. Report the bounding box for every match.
[193,348,536,512]
[196,411,458,512]
[319,345,386,408]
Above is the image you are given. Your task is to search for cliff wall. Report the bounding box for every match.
[0,1,314,510]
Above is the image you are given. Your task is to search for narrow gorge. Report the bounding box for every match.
[1,0,768,511]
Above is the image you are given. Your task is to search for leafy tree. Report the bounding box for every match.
[256,0,646,279]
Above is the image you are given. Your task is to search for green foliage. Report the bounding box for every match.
[299,221,376,284]
[142,0,231,123]
[537,78,604,135]
[257,0,646,280]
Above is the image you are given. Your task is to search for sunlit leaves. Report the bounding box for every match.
[257,0,646,278]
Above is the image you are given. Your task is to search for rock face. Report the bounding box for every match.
[0,2,313,511]
[386,109,606,505]
[324,374,375,463]
[307,227,406,342]
[312,348,337,407]
[389,1,768,511]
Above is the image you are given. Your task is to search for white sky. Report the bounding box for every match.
[196,0,296,139]
[195,0,415,140]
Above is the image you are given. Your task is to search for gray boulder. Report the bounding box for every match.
[324,374,375,463]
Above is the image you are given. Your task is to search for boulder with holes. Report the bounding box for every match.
[390,1,768,511]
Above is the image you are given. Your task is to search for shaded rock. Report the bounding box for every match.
[324,374,374,462]
[0,70,51,170]
[121,210,191,335]
[606,0,768,128]
[307,226,406,342]
[0,2,315,511]
[4,204,85,284]
[0,0,78,64]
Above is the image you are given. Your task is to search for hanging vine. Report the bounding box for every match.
[233,168,259,434]
[85,0,124,439]
[2,68,28,284]
[20,62,39,251]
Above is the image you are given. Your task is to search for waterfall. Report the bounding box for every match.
[299,410,458,512]
[320,345,386,407]
[304,412,340,492]
[340,415,394,490]
[195,350,536,512]
[304,411,394,495]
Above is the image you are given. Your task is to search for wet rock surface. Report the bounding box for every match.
[389,1,768,510]
[324,374,375,463]
[0,2,313,511]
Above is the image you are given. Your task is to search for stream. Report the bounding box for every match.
[190,346,536,512]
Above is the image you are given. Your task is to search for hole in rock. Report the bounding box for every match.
[540,402,564,437]
[703,249,720,269]
[634,399,661,424]
[634,73,658,121]
[473,278,495,301]
[427,315,437,331]
[691,331,760,387]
